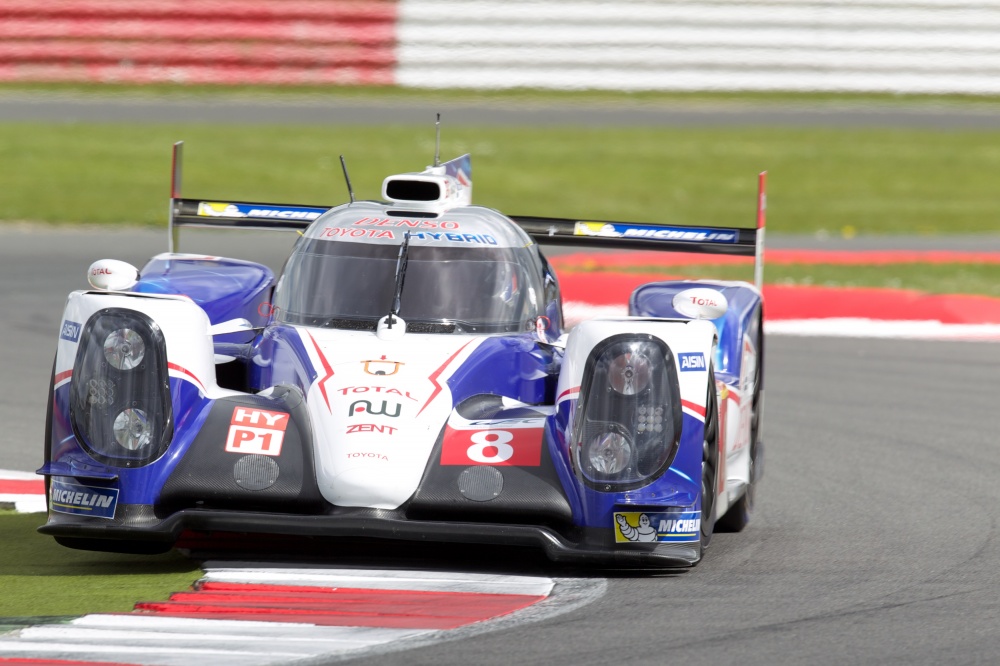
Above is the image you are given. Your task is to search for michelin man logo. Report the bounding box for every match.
[615,513,657,542]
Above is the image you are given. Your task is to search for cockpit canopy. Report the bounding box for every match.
[272,202,547,334]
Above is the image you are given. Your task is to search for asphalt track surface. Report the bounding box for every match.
[4,227,1000,664]
[5,92,1000,129]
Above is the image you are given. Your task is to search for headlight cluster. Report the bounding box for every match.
[70,309,172,466]
[572,335,682,490]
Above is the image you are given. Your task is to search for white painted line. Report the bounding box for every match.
[201,563,556,596]
[0,639,313,666]
[0,469,42,480]
[0,494,45,513]
[766,318,1000,341]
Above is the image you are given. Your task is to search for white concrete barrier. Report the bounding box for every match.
[396,0,1000,94]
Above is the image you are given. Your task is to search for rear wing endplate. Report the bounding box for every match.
[168,142,767,290]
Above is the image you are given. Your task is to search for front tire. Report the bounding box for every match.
[699,366,719,555]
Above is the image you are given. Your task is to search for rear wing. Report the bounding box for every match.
[168,142,768,290]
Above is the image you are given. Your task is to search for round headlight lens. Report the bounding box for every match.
[608,350,652,395]
[104,328,145,370]
[113,408,152,450]
[587,431,632,474]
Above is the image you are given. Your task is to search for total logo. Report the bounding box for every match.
[225,407,289,456]
[348,400,401,418]
[338,386,417,401]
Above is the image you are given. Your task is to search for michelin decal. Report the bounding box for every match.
[49,478,119,519]
[614,511,702,543]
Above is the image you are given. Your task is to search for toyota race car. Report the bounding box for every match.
[40,141,766,568]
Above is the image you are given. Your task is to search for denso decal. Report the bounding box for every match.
[348,400,401,418]
[679,352,707,372]
[337,386,417,401]
[225,407,289,456]
[49,479,118,519]
[614,511,702,543]
[352,217,460,230]
[362,357,404,376]
[410,232,497,245]
[441,427,543,466]
[346,423,397,435]
[59,320,81,343]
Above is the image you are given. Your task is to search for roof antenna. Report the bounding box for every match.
[339,155,355,203]
[433,113,441,167]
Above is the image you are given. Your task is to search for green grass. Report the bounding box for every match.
[3,122,1000,236]
[559,262,1000,298]
[0,513,201,617]
[6,82,1000,111]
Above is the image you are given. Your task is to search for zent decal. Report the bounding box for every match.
[441,427,543,466]
[225,407,289,456]
[49,479,118,519]
[346,423,397,435]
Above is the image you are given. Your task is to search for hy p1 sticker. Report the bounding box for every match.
[614,511,701,543]
[678,352,706,372]
[225,407,289,456]
[441,426,544,466]
[50,478,119,519]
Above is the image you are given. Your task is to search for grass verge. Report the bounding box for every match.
[0,513,201,618]
[3,122,1000,237]
[4,83,1000,111]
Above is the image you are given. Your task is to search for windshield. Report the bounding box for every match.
[273,239,543,333]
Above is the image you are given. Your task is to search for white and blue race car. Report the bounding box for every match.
[40,144,766,568]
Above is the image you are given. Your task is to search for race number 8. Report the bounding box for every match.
[467,430,514,463]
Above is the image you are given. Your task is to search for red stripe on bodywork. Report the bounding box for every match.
[681,400,706,417]
[305,331,335,412]
[416,340,474,417]
[167,362,204,391]
[557,386,580,402]
[0,479,44,494]
[134,582,544,630]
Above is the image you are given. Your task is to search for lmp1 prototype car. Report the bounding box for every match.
[39,142,766,568]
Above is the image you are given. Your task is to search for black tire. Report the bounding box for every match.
[718,313,764,533]
[699,366,719,555]
[42,356,55,512]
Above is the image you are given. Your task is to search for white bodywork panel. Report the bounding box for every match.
[297,327,485,510]
[55,291,237,400]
